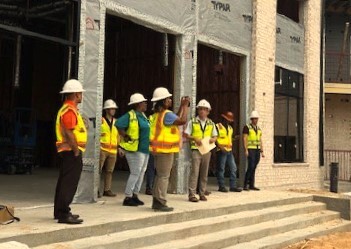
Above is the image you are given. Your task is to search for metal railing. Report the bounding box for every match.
[324,150,351,181]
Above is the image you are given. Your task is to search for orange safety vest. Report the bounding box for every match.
[100,117,118,154]
[149,110,180,153]
[216,123,233,152]
[55,103,87,153]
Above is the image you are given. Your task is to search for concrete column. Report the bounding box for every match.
[303,0,323,187]
[74,0,105,203]
[168,34,196,194]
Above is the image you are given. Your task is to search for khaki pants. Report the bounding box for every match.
[99,150,117,192]
[153,153,174,206]
[188,150,211,196]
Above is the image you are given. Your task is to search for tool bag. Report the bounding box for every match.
[0,205,20,225]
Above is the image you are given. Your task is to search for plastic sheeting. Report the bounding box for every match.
[74,0,102,203]
[198,0,252,52]
[276,14,305,73]
[105,0,195,34]
[75,0,253,199]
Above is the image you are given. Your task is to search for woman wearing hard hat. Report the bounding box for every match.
[184,99,217,202]
[116,93,150,207]
[242,110,265,191]
[149,87,190,212]
[99,99,119,198]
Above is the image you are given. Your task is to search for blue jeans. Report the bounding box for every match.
[145,154,155,190]
[244,149,261,188]
[125,151,149,197]
[216,151,237,189]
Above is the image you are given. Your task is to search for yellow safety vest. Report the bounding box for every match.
[119,110,139,152]
[216,123,233,152]
[56,103,87,153]
[149,110,180,153]
[190,117,215,150]
[247,124,262,149]
[100,117,118,154]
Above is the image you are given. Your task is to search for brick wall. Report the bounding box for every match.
[325,94,351,151]
[251,0,324,189]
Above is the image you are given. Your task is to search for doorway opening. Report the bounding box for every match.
[196,44,242,175]
[104,14,176,170]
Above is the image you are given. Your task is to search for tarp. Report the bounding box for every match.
[106,0,196,34]
[198,0,252,52]
[276,14,305,73]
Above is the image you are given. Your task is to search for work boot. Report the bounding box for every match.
[243,185,250,191]
[103,190,116,197]
[132,194,144,205]
[218,186,228,192]
[204,190,211,196]
[189,195,199,202]
[152,198,174,212]
[145,188,153,195]
[123,197,139,206]
[249,186,260,191]
[199,195,207,201]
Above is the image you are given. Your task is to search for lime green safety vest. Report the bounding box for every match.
[120,110,139,152]
[190,117,214,150]
[216,123,233,152]
[247,124,262,149]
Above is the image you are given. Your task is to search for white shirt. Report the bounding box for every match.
[184,116,218,137]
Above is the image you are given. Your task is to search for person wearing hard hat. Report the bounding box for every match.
[149,87,190,212]
[99,99,119,198]
[184,99,217,202]
[242,110,265,191]
[215,111,242,193]
[116,93,150,207]
[54,79,86,224]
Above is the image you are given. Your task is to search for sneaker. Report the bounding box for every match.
[230,187,243,192]
[199,195,207,201]
[132,194,144,205]
[218,186,228,192]
[123,197,139,206]
[189,196,199,202]
[103,190,117,197]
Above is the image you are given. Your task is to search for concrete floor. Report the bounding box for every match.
[0,168,350,208]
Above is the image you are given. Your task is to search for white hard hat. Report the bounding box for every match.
[250,110,260,119]
[151,87,172,102]
[196,99,211,110]
[60,79,85,94]
[128,93,147,105]
[103,99,118,109]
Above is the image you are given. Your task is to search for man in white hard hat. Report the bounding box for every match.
[242,110,265,191]
[54,79,86,224]
[99,99,119,198]
[149,87,190,211]
[184,99,217,202]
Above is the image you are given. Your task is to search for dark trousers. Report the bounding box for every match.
[244,149,261,188]
[54,151,83,219]
[145,154,155,190]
